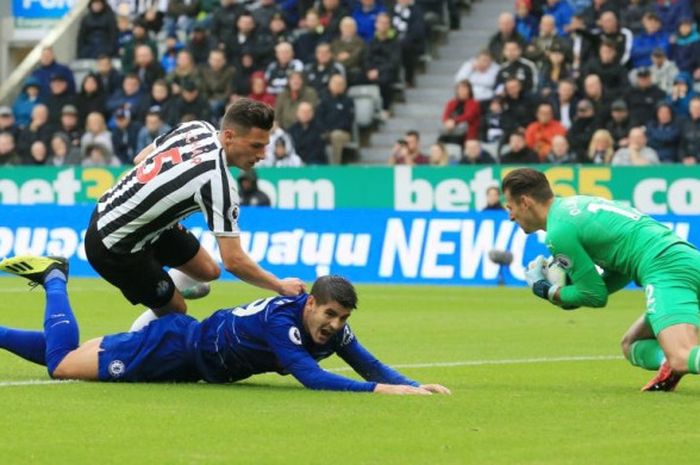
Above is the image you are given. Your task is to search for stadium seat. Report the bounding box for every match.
[348,85,382,128]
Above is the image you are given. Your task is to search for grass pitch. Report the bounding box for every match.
[0,278,696,465]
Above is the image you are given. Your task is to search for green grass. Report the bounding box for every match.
[0,277,696,465]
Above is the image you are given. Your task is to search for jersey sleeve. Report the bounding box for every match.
[547,222,609,308]
[195,152,241,237]
[336,326,420,387]
[263,317,377,392]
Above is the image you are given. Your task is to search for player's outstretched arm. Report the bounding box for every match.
[217,236,305,295]
[374,384,433,395]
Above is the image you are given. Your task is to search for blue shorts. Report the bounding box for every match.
[98,314,202,382]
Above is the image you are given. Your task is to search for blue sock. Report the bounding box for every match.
[0,327,46,365]
[43,274,79,377]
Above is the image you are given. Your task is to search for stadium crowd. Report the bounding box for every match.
[1,0,699,167]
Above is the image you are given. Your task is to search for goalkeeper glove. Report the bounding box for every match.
[525,255,560,303]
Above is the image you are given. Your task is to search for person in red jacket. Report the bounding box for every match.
[524,101,567,161]
[439,80,481,146]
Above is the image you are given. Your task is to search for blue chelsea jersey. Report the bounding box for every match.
[193,294,419,391]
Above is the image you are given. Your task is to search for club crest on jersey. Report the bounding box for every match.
[289,326,302,345]
[108,360,126,378]
[554,254,572,270]
[231,206,240,221]
[341,326,354,347]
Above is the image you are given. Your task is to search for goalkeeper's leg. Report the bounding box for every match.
[622,314,664,370]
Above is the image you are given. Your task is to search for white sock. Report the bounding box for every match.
[168,268,210,300]
[129,309,158,332]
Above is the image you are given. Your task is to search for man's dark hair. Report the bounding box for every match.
[405,130,420,139]
[311,275,358,310]
[221,98,274,133]
[501,168,554,203]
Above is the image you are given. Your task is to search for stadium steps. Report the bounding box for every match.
[361,0,512,164]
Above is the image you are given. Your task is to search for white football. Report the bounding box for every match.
[544,256,568,287]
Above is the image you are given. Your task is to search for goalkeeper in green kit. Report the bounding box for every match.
[502,168,700,392]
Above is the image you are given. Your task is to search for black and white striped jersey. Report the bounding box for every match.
[94,120,240,254]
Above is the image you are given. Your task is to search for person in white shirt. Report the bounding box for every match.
[454,50,500,102]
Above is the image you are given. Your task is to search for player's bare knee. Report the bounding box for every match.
[204,262,221,281]
[620,333,634,358]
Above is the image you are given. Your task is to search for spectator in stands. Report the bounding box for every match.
[353,0,386,43]
[187,24,214,66]
[332,17,367,86]
[480,97,505,151]
[75,73,107,122]
[238,169,271,206]
[654,0,694,35]
[274,72,318,130]
[546,134,576,164]
[226,13,275,69]
[165,0,201,37]
[24,140,49,165]
[170,79,212,124]
[304,43,345,94]
[605,99,632,149]
[668,71,697,116]
[288,102,328,165]
[428,143,450,166]
[137,1,166,34]
[460,139,496,164]
[269,12,294,45]
[45,74,77,126]
[548,78,577,130]
[96,54,123,97]
[248,72,277,107]
[649,47,679,94]
[201,49,236,119]
[515,0,538,43]
[106,74,148,122]
[625,67,667,126]
[136,107,171,152]
[261,133,304,167]
[565,13,596,73]
[231,53,256,97]
[495,40,538,93]
[388,130,428,165]
[586,128,616,164]
[568,99,599,161]
[78,0,118,59]
[439,80,480,145]
[0,133,20,166]
[265,42,304,95]
[501,77,536,139]
[391,0,425,88]
[146,80,176,124]
[31,47,76,98]
[524,102,567,161]
[454,50,499,103]
[483,186,504,210]
[488,12,525,63]
[646,102,681,163]
[252,0,283,31]
[49,133,81,166]
[365,13,401,119]
[538,42,573,98]
[679,96,700,164]
[11,77,42,129]
[57,105,83,149]
[111,108,141,164]
[544,0,574,36]
[526,14,572,68]
[596,11,633,66]
[611,127,660,165]
[0,106,20,140]
[81,112,114,157]
[211,0,246,50]
[133,44,165,90]
[630,12,670,68]
[582,74,610,125]
[670,16,700,73]
[167,50,203,95]
[620,0,646,35]
[82,143,120,167]
[316,74,354,165]
[319,0,349,40]
[500,130,539,164]
[121,20,158,74]
[16,104,55,159]
[295,10,326,64]
[581,0,619,30]
[581,40,628,100]
[160,34,184,75]
[116,14,134,58]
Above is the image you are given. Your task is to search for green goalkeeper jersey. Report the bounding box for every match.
[544,196,692,308]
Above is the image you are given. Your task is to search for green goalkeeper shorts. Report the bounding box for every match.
[642,244,700,335]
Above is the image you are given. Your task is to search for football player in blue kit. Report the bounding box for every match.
[0,256,450,395]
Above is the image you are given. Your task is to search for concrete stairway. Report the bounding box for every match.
[361,0,512,163]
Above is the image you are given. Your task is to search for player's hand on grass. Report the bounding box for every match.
[420,384,452,395]
[278,278,306,296]
[374,384,433,395]
[524,255,547,287]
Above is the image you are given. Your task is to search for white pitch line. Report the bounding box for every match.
[0,355,624,387]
